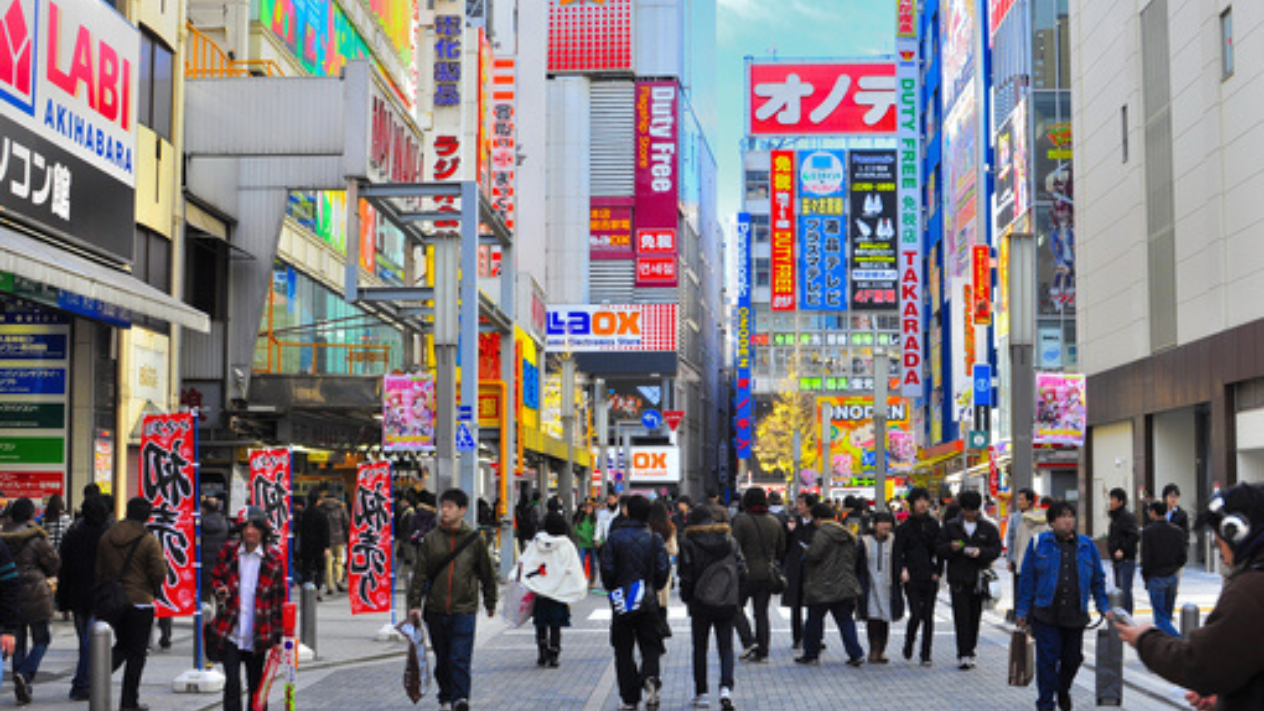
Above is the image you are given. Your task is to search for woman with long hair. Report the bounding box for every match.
[649,499,678,631]
[573,499,599,587]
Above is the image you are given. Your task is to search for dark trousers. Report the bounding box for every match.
[690,611,735,695]
[611,612,663,705]
[222,641,268,711]
[71,612,94,695]
[866,620,890,657]
[949,584,984,658]
[1112,559,1136,614]
[111,606,154,709]
[790,602,804,646]
[427,612,477,704]
[13,619,51,682]
[535,625,561,652]
[734,581,772,655]
[1031,619,1084,710]
[804,599,865,660]
[904,582,938,660]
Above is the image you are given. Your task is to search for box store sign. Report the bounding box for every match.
[0,0,139,263]
[546,305,677,353]
[628,446,680,484]
[634,81,679,288]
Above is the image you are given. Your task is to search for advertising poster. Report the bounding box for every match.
[382,374,436,451]
[941,0,978,113]
[944,89,978,279]
[993,99,1030,237]
[950,277,973,423]
[589,201,634,259]
[849,151,899,310]
[0,310,68,502]
[546,305,677,352]
[1035,373,1086,446]
[817,397,915,482]
[735,213,754,460]
[770,150,797,310]
[140,413,198,618]
[748,62,899,136]
[249,448,293,586]
[634,81,679,288]
[258,0,374,81]
[796,150,848,311]
[349,460,393,614]
[973,245,992,325]
[897,37,924,398]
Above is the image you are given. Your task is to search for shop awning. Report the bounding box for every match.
[0,226,211,333]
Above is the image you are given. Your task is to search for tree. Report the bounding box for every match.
[754,369,820,482]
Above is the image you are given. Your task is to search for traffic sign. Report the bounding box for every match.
[456,423,477,452]
[967,430,990,450]
[664,410,684,432]
[641,409,662,430]
[458,405,473,422]
[973,364,992,406]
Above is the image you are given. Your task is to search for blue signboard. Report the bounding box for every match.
[455,422,477,452]
[0,368,67,395]
[797,150,848,311]
[735,212,754,460]
[0,334,67,360]
[641,409,662,430]
[974,363,992,406]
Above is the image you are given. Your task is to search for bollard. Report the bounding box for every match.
[1097,590,1126,706]
[1107,589,1125,613]
[1180,603,1201,637]
[89,622,113,711]
[302,583,318,658]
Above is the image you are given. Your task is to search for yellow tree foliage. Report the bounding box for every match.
[754,376,819,479]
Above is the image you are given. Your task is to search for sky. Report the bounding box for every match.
[713,0,897,227]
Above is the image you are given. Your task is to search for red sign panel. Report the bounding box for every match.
[636,256,678,285]
[140,413,197,618]
[0,472,62,504]
[634,81,679,287]
[664,410,684,432]
[771,150,797,311]
[547,0,633,73]
[636,228,676,254]
[748,62,898,136]
[973,245,992,325]
[990,0,1018,39]
[249,448,292,587]
[349,460,393,614]
[898,0,917,38]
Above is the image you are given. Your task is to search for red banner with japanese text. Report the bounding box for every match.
[249,448,293,587]
[140,413,198,618]
[349,461,393,614]
[771,150,797,311]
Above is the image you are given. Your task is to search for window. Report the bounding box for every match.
[133,227,171,292]
[1221,8,1234,80]
[751,214,770,243]
[754,257,771,287]
[139,31,174,140]
[744,170,770,200]
[1121,105,1129,163]
[185,235,228,320]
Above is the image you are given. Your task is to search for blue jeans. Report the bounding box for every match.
[1112,559,1136,614]
[579,547,597,582]
[1147,574,1180,637]
[71,612,94,696]
[14,620,50,683]
[804,599,865,661]
[426,612,477,704]
[1031,619,1084,710]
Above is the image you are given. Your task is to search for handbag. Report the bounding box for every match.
[976,566,1001,600]
[502,564,536,628]
[203,609,226,663]
[610,534,661,618]
[1008,629,1035,687]
[91,536,143,627]
[753,515,787,595]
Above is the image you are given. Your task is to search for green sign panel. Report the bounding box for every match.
[0,404,64,430]
[967,430,990,450]
[0,272,12,293]
[0,437,66,464]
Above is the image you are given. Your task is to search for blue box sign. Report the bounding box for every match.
[0,368,67,395]
[0,334,67,360]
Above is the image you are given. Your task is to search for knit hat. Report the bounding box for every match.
[1197,483,1264,565]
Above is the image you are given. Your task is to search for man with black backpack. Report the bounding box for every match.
[679,505,746,710]
[407,489,498,711]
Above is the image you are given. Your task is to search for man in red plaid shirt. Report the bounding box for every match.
[211,508,286,711]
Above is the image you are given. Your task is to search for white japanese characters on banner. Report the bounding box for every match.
[140,413,197,618]
[748,62,898,136]
[349,460,393,615]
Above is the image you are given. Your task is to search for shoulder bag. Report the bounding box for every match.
[91,536,143,627]
[421,531,482,598]
[753,515,787,594]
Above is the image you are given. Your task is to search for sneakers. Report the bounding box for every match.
[920,658,933,668]
[793,655,820,665]
[454,700,470,711]
[643,677,661,710]
[14,673,31,705]
[719,687,734,711]
[957,656,976,670]
[618,704,638,711]
[692,694,710,708]
[738,644,759,661]
[846,657,865,667]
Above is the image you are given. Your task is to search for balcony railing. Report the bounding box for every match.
[185,23,285,79]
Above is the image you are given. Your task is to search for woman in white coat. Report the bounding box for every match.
[519,512,588,667]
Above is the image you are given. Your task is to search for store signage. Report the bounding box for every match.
[973,245,992,325]
[382,374,436,451]
[546,304,677,352]
[628,446,680,484]
[797,149,847,311]
[634,81,679,288]
[748,62,898,136]
[770,150,796,311]
[897,38,923,397]
[249,448,292,586]
[547,0,634,73]
[590,202,634,259]
[349,460,393,614]
[993,99,1029,237]
[898,0,917,38]
[369,92,423,184]
[849,150,899,310]
[990,0,1018,39]
[140,413,197,618]
[735,213,753,460]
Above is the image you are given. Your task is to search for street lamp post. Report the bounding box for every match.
[874,346,888,511]
[1008,233,1037,496]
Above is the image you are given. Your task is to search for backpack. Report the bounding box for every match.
[694,542,740,608]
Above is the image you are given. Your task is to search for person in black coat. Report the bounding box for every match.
[200,497,230,600]
[678,505,745,710]
[780,492,819,651]
[936,490,1002,669]
[299,491,329,598]
[55,496,110,700]
[895,487,943,665]
[1106,488,1140,614]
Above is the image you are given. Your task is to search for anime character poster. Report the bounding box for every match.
[817,397,916,482]
[383,374,436,451]
[140,413,198,618]
[1034,373,1086,446]
[349,460,393,614]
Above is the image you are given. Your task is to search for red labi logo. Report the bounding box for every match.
[0,0,34,98]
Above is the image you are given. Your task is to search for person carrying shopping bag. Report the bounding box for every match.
[517,512,587,667]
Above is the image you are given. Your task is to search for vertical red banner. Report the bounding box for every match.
[771,150,797,310]
[973,245,993,325]
[140,413,198,618]
[349,461,393,614]
[249,448,293,587]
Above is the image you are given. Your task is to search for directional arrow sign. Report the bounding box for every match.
[641,409,662,430]
[663,410,684,432]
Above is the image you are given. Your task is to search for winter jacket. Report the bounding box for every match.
[42,513,71,551]
[320,499,350,547]
[802,521,863,606]
[731,511,786,584]
[1107,507,1140,561]
[1141,518,1188,582]
[598,518,670,596]
[95,520,166,606]
[678,523,746,618]
[518,532,587,605]
[1009,509,1050,571]
[406,521,498,616]
[209,541,286,652]
[706,501,731,524]
[894,513,943,586]
[936,516,1003,589]
[515,500,539,543]
[858,533,904,622]
[0,522,60,622]
[780,517,817,607]
[657,533,678,609]
[1167,505,1191,537]
[1015,531,1110,622]
[573,514,596,549]
[201,510,230,581]
[0,539,19,634]
[1136,552,1264,710]
[56,516,111,613]
[300,503,330,561]
[411,503,438,545]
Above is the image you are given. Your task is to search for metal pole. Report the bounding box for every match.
[301,583,318,658]
[875,348,889,511]
[459,182,481,525]
[434,236,460,494]
[1180,603,1201,637]
[89,622,113,711]
[793,429,802,498]
[561,357,576,518]
[1009,233,1037,496]
[596,378,608,499]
